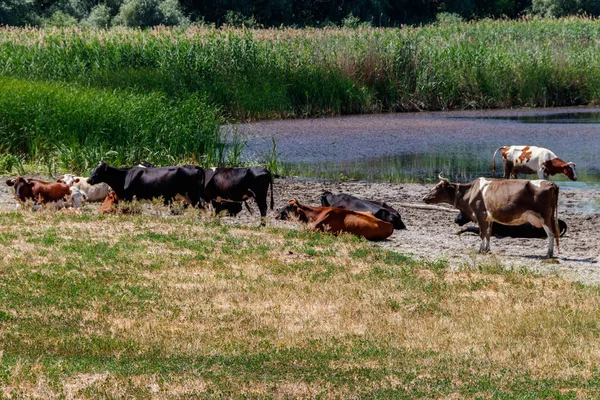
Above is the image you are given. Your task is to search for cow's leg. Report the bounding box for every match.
[254,195,268,226]
[542,224,555,258]
[477,219,491,253]
[537,167,549,180]
[504,161,513,179]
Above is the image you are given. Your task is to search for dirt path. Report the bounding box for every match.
[2,176,598,284]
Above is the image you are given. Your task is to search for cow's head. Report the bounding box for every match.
[320,191,333,207]
[276,199,307,222]
[7,177,35,201]
[422,173,454,204]
[87,161,107,185]
[454,212,471,226]
[563,162,577,181]
[57,174,80,186]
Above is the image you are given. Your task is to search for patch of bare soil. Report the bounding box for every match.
[2,176,598,284]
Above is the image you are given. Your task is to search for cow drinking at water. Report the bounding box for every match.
[422,174,560,258]
[492,145,577,181]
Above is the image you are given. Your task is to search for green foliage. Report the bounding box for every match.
[530,0,600,17]
[0,77,223,170]
[82,4,113,28]
[42,10,78,27]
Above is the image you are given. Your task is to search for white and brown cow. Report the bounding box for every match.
[492,146,577,181]
[57,174,109,202]
[423,174,560,258]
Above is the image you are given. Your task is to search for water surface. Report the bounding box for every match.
[231,106,600,210]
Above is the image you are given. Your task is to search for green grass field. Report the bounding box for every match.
[1,208,600,397]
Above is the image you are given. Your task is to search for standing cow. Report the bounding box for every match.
[202,167,274,225]
[423,174,560,258]
[492,145,577,181]
[87,161,204,206]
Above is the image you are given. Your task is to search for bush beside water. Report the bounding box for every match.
[1,18,600,170]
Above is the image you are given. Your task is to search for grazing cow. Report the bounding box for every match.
[87,161,204,206]
[203,167,274,225]
[454,211,567,238]
[423,174,560,257]
[492,145,577,181]
[320,191,406,230]
[57,174,109,202]
[276,199,394,241]
[6,177,71,205]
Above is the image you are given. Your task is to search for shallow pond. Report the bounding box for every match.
[230,106,600,211]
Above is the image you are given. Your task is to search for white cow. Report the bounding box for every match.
[492,146,577,181]
[57,174,109,202]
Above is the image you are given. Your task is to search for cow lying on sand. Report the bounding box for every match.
[320,191,406,230]
[423,174,560,258]
[492,145,577,181]
[454,211,568,238]
[276,199,394,241]
[87,161,204,206]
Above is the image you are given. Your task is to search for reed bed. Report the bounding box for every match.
[1,17,600,168]
[0,77,222,173]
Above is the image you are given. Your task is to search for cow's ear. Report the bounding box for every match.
[6,179,15,186]
[74,178,80,183]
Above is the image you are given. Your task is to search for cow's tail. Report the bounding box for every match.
[269,170,274,210]
[553,184,560,255]
[492,146,507,176]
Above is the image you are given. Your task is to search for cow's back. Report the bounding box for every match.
[482,179,558,223]
[316,208,393,241]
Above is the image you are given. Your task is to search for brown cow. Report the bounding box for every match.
[423,174,560,258]
[6,177,71,205]
[276,199,394,241]
[98,191,139,215]
[99,191,120,214]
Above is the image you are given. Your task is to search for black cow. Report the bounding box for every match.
[320,191,406,230]
[87,161,204,206]
[203,167,274,225]
[454,212,568,238]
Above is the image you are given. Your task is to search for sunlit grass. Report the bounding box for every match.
[1,208,600,397]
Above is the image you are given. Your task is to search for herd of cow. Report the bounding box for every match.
[5,144,577,258]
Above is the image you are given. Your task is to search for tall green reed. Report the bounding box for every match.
[0,77,222,173]
[2,20,600,121]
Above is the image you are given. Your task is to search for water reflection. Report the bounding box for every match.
[474,112,600,124]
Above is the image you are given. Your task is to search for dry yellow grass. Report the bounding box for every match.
[1,209,600,397]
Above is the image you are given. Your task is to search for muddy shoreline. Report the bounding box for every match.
[2,177,599,284]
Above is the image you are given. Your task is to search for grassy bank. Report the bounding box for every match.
[1,209,600,397]
[1,18,600,170]
[0,77,223,174]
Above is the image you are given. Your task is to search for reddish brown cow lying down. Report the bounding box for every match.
[99,191,121,214]
[276,199,394,241]
[98,191,139,215]
[6,177,71,205]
